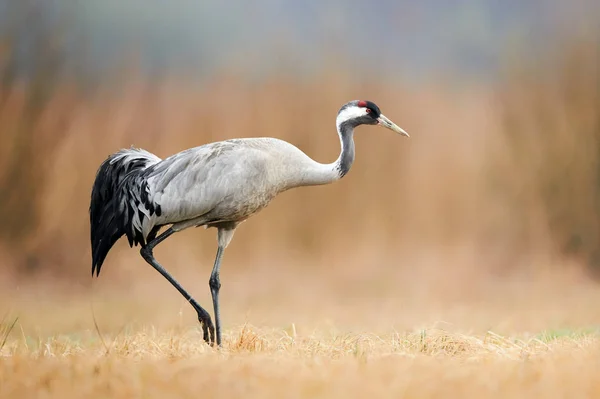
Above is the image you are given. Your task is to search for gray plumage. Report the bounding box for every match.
[89,100,409,347]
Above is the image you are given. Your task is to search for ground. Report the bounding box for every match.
[2,266,600,398]
[2,324,600,398]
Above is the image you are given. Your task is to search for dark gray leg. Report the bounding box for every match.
[208,225,237,348]
[209,246,224,346]
[140,227,215,345]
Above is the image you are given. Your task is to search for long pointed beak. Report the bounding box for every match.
[377,114,409,137]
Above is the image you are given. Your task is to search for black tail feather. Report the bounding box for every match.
[90,148,161,277]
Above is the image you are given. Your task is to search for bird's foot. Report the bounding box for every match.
[190,299,215,345]
[198,313,216,346]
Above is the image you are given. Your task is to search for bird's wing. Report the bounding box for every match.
[143,140,273,229]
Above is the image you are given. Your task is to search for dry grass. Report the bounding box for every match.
[2,320,600,398]
[2,266,600,398]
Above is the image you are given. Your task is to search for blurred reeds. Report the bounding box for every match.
[0,9,597,288]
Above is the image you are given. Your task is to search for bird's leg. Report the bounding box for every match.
[140,227,215,345]
[209,226,236,347]
[209,245,225,347]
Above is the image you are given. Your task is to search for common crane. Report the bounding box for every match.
[90,100,409,347]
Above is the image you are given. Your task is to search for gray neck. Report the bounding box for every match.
[297,121,355,186]
[335,121,356,178]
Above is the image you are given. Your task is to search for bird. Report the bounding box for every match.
[89,99,409,347]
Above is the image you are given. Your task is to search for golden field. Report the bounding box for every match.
[3,266,600,398]
[3,329,600,399]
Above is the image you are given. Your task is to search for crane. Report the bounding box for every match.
[89,100,409,347]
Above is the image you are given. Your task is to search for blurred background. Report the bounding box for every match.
[0,0,599,333]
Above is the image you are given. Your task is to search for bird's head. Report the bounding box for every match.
[336,100,409,137]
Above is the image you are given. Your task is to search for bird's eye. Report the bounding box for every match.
[365,108,371,114]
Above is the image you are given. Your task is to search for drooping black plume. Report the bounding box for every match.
[89,147,161,277]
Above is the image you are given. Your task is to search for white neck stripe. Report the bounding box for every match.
[335,105,367,130]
